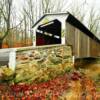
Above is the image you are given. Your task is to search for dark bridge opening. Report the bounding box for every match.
[36,19,61,46]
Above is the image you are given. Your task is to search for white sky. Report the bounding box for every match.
[13,0,100,10]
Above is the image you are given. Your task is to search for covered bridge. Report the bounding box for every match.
[32,12,100,57]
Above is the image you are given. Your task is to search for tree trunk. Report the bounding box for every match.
[0,39,3,49]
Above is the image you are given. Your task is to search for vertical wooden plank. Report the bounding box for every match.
[90,39,100,56]
[65,23,76,56]
[74,29,80,57]
[65,22,100,57]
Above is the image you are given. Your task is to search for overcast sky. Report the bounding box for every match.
[13,0,100,11]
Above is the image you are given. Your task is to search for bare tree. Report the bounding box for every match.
[20,0,35,46]
[41,0,69,14]
[88,6,100,34]
[23,0,69,23]
[0,0,13,48]
[69,0,87,22]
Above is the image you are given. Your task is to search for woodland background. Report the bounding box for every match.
[0,0,100,48]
